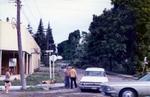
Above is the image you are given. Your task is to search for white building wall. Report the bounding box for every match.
[0,21,41,73]
[0,22,18,50]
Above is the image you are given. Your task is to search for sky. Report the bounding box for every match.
[0,0,112,44]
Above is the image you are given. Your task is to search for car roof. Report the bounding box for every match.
[85,67,105,71]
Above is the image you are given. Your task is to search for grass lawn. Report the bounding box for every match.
[0,67,64,86]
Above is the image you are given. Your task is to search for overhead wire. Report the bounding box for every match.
[31,0,42,19]
[22,0,38,23]
[21,8,31,25]
[21,0,42,32]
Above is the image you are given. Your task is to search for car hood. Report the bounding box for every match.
[80,76,108,83]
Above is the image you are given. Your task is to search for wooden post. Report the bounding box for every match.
[0,50,2,75]
[16,0,26,90]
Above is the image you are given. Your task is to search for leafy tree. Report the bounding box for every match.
[73,31,88,67]
[112,0,150,72]
[57,40,70,60]
[57,30,81,61]
[86,6,136,74]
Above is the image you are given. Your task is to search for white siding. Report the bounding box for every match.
[0,21,41,73]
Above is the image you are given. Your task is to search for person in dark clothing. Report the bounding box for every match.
[64,67,70,88]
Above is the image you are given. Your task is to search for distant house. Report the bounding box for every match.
[0,21,40,75]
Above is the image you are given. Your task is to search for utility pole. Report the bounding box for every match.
[16,0,26,90]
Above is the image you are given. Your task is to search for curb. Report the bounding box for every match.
[0,86,31,91]
[0,83,65,91]
[36,83,64,90]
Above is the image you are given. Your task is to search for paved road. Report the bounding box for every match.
[0,88,103,97]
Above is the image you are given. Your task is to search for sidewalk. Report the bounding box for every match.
[0,86,25,91]
[36,83,64,90]
[0,83,64,91]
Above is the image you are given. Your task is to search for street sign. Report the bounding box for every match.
[57,56,63,60]
[52,55,57,62]
[46,50,53,53]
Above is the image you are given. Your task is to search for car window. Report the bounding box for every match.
[139,73,150,81]
[85,71,106,77]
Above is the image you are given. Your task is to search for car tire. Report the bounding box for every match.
[80,89,85,92]
[119,89,138,97]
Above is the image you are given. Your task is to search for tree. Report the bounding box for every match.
[46,23,55,51]
[57,40,70,60]
[34,19,46,50]
[44,23,55,66]
[73,31,88,67]
[86,6,137,73]
[111,0,150,73]
[57,30,81,61]
[34,19,46,63]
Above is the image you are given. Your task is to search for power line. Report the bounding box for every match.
[22,1,39,22]
[31,0,42,19]
[9,0,43,33]
[21,0,42,33]
[21,8,30,24]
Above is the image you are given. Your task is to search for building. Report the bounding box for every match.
[0,20,40,75]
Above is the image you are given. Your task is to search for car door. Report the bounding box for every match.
[136,81,150,96]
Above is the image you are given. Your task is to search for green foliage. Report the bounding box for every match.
[112,0,150,72]
[72,31,88,66]
[85,5,137,74]
[34,19,46,64]
[57,40,69,60]
[0,67,63,86]
[80,0,150,74]
[46,23,55,51]
[34,19,46,50]
[44,23,56,66]
[57,30,81,61]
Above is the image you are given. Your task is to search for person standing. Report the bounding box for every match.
[4,70,11,93]
[70,66,77,89]
[64,67,70,88]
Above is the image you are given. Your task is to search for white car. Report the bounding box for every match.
[79,67,108,91]
[101,73,150,97]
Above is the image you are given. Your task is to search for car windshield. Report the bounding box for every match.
[85,71,106,77]
[139,73,150,81]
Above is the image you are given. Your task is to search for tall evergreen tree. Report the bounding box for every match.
[34,19,46,50]
[46,23,55,51]
[34,19,46,63]
[43,23,55,66]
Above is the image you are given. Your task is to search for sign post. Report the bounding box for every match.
[52,55,57,80]
[46,50,53,80]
